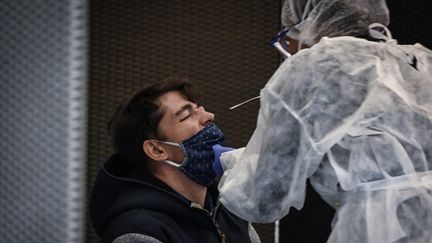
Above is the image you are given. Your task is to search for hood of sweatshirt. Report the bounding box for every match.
[89,153,218,237]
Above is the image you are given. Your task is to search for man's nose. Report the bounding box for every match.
[198,107,214,126]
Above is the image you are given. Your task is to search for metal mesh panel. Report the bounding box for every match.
[0,0,88,242]
[87,0,280,242]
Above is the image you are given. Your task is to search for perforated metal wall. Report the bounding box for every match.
[0,0,88,242]
[87,0,280,242]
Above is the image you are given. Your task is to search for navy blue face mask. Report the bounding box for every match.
[154,123,225,186]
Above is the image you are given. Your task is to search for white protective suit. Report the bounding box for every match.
[218,34,432,242]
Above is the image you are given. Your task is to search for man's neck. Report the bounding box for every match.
[153,165,207,207]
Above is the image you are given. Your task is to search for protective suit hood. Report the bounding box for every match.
[281,0,389,46]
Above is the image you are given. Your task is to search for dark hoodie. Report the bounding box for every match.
[90,153,252,243]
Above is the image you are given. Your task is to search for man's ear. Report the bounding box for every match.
[143,140,168,161]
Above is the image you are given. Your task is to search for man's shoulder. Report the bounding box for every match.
[112,233,163,243]
[102,209,181,243]
[110,208,172,225]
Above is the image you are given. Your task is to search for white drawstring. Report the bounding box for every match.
[369,23,415,65]
[368,23,393,41]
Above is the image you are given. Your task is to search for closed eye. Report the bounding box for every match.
[179,113,191,122]
[176,103,200,122]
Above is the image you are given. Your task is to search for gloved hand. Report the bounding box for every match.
[212,144,234,176]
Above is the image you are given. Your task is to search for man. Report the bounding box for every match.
[90,79,260,243]
[217,0,432,242]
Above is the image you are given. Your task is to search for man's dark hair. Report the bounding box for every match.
[108,77,200,166]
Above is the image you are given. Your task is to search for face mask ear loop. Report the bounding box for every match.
[273,42,292,59]
[152,139,181,147]
[152,139,184,167]
[163,160,181,167]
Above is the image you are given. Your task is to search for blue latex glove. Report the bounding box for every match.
[212,144,234,176]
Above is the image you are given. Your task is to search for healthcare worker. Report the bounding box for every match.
[217,0,432,242]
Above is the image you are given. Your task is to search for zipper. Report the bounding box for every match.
[212,200,226,243]
[214,201,226,243]
[191,201,226,243]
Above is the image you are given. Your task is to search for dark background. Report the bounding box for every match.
[85,1,432,243]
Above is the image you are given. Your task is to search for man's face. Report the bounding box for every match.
[156,90,214,143]
[154,90,215,163]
